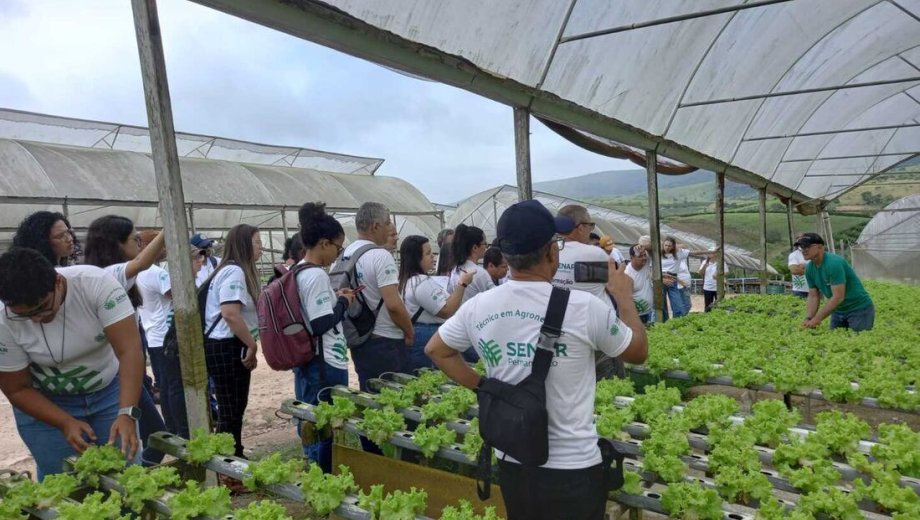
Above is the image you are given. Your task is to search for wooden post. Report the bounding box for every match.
[716,171,726,301]
[186,203,195,234]
[281,207,289,240]
[268,229,276,265]
[131,0,210,442]
[646,151,664,321]
[823,210,835,253]
[786,198,795,249]
[758,188,768,295]
[513,107,532,201]
[62,198,70,220]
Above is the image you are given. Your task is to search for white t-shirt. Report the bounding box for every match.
[103,262,137,291]
[296,265,348,370]
[625,262,654,316]
[676,250,692,288]
[554,241,613,307]
[661,248,689,276]
[788,250,809,292]
[703,263,718,292]
[404,275,451,325]
[338,240,403,340]
[196,255,221,287]
[203,265,258,340]
[438,281,633,469]
[446,260,495,304]
[0,266,135,394]
[136,265,172,348]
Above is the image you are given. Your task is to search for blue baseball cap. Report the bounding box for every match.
[495,200,576,255]
[190,233,213,249]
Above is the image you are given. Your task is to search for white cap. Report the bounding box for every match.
[638,235,652,247]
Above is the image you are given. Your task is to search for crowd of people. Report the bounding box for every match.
[0,200,872,519]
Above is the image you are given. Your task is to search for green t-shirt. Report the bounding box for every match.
[804,252,872,314]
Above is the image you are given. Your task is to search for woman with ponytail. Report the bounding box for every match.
[445,224,495,303]
[295,202,356,472]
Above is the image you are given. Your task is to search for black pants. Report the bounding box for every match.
[204,337,251,457]
[703,290,718,312]
[158,343,190,439]
[498,460,606,520]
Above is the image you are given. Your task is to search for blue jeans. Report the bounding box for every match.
[351,336,405,392]
[680,287,691,313]
[662,284,687,321]
[792,290,809,299]
[138,386,166,466]
[13,378,140,481]
[830,304,875,332]
[404,323,439,373]
[160,342,190,439]
[293,360,348,472]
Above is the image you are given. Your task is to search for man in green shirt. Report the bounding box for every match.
[798,233,874,331]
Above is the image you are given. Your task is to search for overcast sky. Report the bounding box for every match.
[0,0,636,204]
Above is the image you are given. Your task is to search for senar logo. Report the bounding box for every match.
[609,323,620,336]
[478,338,502,368]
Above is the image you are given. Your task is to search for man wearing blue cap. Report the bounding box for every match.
[426,199,648,520]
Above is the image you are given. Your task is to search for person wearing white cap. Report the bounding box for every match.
[699,248,720,312]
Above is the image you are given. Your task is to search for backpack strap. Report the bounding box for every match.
[410,307,425,325]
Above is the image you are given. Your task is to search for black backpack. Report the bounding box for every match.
[475,286,624,500]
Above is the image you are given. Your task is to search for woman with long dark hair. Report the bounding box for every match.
[660,236,689,320]
[83,215,168,465]
[398,235,472,372]
[295,202,355,472]
[201,224,262,457]
[12,211,77,266]
[445,224,494,303]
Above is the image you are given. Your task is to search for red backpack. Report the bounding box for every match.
[257,263,320,371]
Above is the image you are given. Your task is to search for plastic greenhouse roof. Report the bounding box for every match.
[449,185,778,274]
[0,110,442,241]
[856,193,920,250]
[193,0,920,211]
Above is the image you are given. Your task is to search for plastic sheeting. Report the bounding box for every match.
[852,194,920,284]
[0,111,443,255]
[198,0,920,204]
[448,185,777,274]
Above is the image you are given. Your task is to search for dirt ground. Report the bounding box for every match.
[3,295,916,477]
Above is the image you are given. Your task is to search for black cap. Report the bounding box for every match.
[794,232,825,249]
[496,200,575,255]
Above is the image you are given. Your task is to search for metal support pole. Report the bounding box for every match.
[824,210,835,254]
[186,203,195,234]
[268,229,276,265]
[758,189,768,295]
[786,199,795,250]
[131,0,210,444]
[716,171,726,301]
[492,196,499,227]
[62,198,69,220]
[513,107,533,201]
[646,151,664,321]
[281,206,289,240]
[438,211,445,231]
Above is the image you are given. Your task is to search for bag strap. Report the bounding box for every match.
[530,286,570,381]
[410,307,425,325]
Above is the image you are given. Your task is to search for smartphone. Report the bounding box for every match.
[353,284,367,294]
[574,261,609,283]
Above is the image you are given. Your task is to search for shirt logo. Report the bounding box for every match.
[634,300,650,314]
[94,333,106,343]
[228,282,244,291]
[331,338,348,363]
[609,323,620,336]
[478,339,502,368]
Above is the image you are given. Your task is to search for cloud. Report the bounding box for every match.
[0,0,635,204]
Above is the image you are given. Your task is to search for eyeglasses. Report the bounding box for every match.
[4,287,57,321]
[329,241,345,255]
[579,222,596,231]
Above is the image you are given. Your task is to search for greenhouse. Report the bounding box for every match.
[1,1,919,520]
[448,185,778,273]
[852,193,920,284]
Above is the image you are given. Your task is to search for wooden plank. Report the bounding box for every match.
[646,151,664,319]
[130,0,211,444]
[513,107,532,201]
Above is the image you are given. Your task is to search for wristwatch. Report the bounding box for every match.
[118,406,142,421]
